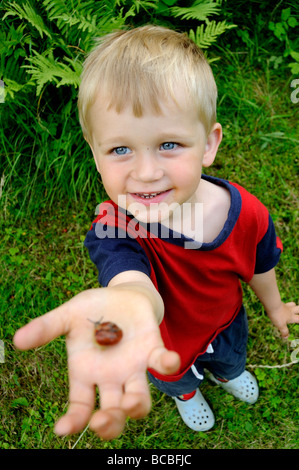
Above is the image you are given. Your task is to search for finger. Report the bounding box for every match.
[148,347,180,375]
[13,303,71,350]
[13,289,99,350]
[280,325,290,339]
[55,381,95,436]
[55,402,93,436]
[287,303,299,322]
[121,392,151,419]
[99,383,124,410]
[89,408,127,440]
[90,382,132,439]
[121,374,152,418]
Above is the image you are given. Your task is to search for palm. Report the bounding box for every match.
[66,314,163,403]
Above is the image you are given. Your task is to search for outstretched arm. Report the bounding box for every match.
[248,268,299,338]
[13,272,180,440]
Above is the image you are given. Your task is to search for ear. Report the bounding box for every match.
[202,123,222,168]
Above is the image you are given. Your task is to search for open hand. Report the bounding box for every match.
[267,301,299,339]
[13,287,180,440]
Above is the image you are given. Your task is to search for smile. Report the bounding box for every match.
[130,189,172,206]
[134,192,164,199]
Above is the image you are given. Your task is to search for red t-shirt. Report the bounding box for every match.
[84,175,282,381]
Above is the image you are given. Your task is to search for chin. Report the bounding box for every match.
[134,205,180,227]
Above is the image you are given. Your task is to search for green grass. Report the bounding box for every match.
[0,50,298,449]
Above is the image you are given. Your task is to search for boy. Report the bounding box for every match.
[14,26,299,440]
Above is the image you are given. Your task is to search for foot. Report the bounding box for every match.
[173,389,215,431]
[207,370,259,404]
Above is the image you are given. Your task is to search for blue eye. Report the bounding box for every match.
[160,142,177,151]
[113,146,130,155]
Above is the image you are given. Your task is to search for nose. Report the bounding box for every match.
[131,151,164,182]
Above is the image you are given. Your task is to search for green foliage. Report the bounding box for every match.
[215,1,299,74]
[25,49,82,96]
[189,19,235,50]
[3,1,52,38]
[268,7,299,74]
[1,0,133,100]
[170,1,221,21]
[169,0,236,50]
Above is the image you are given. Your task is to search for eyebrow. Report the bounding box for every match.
[159,132,194,141]
[97,136,129,148]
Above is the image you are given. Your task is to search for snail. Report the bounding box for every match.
[88,317,123,346]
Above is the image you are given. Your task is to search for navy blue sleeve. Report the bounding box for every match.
[254,214,282,274]
[84,221,151,286]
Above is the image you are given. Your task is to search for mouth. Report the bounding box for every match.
[134,191,165,199]
[129,189,172,206]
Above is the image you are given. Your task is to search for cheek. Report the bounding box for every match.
[174,161,202,190]
[100,166,125,197]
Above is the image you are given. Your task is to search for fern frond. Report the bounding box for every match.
[189,20,236,49]
[170,1,220,22]
[2,78,29,101]
[0,24,28,52]
[3,1,52,39]
[42,0,129,45]
[43,0,98,34]
[1,53,26,83]
[24,50,82,95]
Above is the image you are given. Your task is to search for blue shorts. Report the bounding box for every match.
[148,305,248,397]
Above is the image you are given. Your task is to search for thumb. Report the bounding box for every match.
[279,325,289,339]
[148,347,180,376]
[13,301,71,350]
[13,288,103,350]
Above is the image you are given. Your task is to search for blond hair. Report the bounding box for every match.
[78,25,218,141]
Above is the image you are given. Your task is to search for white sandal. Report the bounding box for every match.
[173,389,215,431]
[207,370,259,404]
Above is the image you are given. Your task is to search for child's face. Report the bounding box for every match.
[88,94,221,224]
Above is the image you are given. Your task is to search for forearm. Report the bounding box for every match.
[248,268,299,338]
[248,268,282,317]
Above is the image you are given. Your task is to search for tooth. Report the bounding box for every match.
[135,192,161,198]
